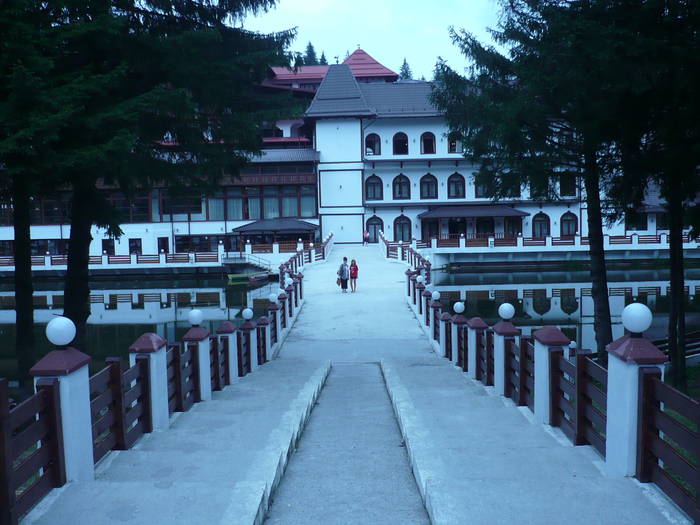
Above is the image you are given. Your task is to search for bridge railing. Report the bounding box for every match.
[408,293,695,522]
[0,278,310,523]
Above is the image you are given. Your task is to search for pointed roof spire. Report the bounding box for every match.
[305,64,375,118]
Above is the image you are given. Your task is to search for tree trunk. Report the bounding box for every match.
[583,148,613,360]
[667,183,687,391]
[12,175,35,384]
[63,180,96,351]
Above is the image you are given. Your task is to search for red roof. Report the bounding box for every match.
[270,49,397,82]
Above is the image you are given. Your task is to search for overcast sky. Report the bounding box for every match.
[241,0,502,80]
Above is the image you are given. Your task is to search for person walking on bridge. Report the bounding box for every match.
[349,259,359,292]
[337,257,350,293]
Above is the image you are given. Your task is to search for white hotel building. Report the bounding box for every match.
[0,50,691,266]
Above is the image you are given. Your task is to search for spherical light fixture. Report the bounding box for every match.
[46,316,76,347]
[621,303,653,334]
[188,309,203,327]
[454,302,465,314]
[242,308,254,320]
[498,303,515,320]
[268,293,278,303]
[278,288,286,295]
[285,277,293,287]
[431,291,441,301]
[310,243,314,248]
[416,275,425,284]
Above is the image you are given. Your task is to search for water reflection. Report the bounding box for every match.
[0,277,275,379]
[431,268,700,349]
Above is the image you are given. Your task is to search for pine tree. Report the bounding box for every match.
[304,42,318,65]
[319,51,328,65]
[1,1,300,350]
[399,58,412,80]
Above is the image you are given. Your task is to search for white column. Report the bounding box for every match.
[30,348,94,481]
[532,326,570,425]
[128,333,169,431]
[183,326,212,402]
[605,325,667,477]
[492,319,519,397]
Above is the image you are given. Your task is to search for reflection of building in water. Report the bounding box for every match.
[431,275,700,351]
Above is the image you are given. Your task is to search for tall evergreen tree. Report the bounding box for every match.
[304,41,318,65]
[1,0,300,350]
[319,51,328,65]
[399,58,412,80]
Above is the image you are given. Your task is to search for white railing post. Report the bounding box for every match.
[605,304,667,477]
[128,333,169,431]
[216,321,239,382]
[183,314,212,402]
[30,317,94,481]
[466,317,488,380]
[532,326,570,425]
[492,304,519,397]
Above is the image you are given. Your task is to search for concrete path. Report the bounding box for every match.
[25,244,689,524]
[264,363,430,525]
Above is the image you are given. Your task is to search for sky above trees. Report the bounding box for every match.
[241,0,499,79]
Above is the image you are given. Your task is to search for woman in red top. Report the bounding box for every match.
[349,259,359,292]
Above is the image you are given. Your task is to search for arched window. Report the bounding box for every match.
[420,132,436,154]
[392,174,411,200]
[447,173,465,199]
[560,212,577,237]
[365,175,383,201]
[420,174,438,199]
[366,216,383,243]
[365,133,381,156]
[393,132,408,155]
[448,132,463,153]
[532,213,550,238]
[394,215,412,242]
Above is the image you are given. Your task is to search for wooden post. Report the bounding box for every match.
[106,358,128,450]
[172,343,185,412]
[548,347,564,426]
[135,356,153,433]
[574,349,593,445]
[636,367,662,482]
[210,336,222,391]
[0,379,14,525]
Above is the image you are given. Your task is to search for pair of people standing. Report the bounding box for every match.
[337,257,359,293]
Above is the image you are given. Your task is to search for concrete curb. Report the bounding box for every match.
[219,360,331,525]
[380,360,454,525]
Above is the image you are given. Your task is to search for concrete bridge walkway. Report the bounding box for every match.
[25,245,688,525]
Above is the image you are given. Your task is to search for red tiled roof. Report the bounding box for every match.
[270,49,397,82]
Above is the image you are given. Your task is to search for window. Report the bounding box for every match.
[365,133,381,156]
[504,217,522,238]
[420,132,436,154]
[300,185,316,218]
[129,239,142,255]
[448,173,465,199]
[158,237,169,254]
[263,186,280,219]
[560,212,578,237]
[394,215,412,242]
[448,132,463,154]
[656,212,669,230]
[281,186,297,217]
[366,216,384,243]
[392,175,411,200]
[0,240,13,256]
[475,178,490,199]
[393,132,408,155]
[532,213,550,238]
[245,187,261,220]
[476,217,495,236]
[560,174,577,197]
[420,174,438,199]
[625,211,648,231]
[365,175,383,201]
[162,195,202,216]
[102,239,115,255]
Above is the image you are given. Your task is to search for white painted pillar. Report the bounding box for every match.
[30,348,94,481]
[216,321,238,383]
[183,326,212,402]
[605,333,667,477]
[128,333,169,431]
[492,320,520,397]
[466,318,488,380]
[532,326,570,425]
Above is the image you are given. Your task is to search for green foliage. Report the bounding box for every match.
[319,51,328,65]
[304,41,318,65]
[399,58,412,80]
